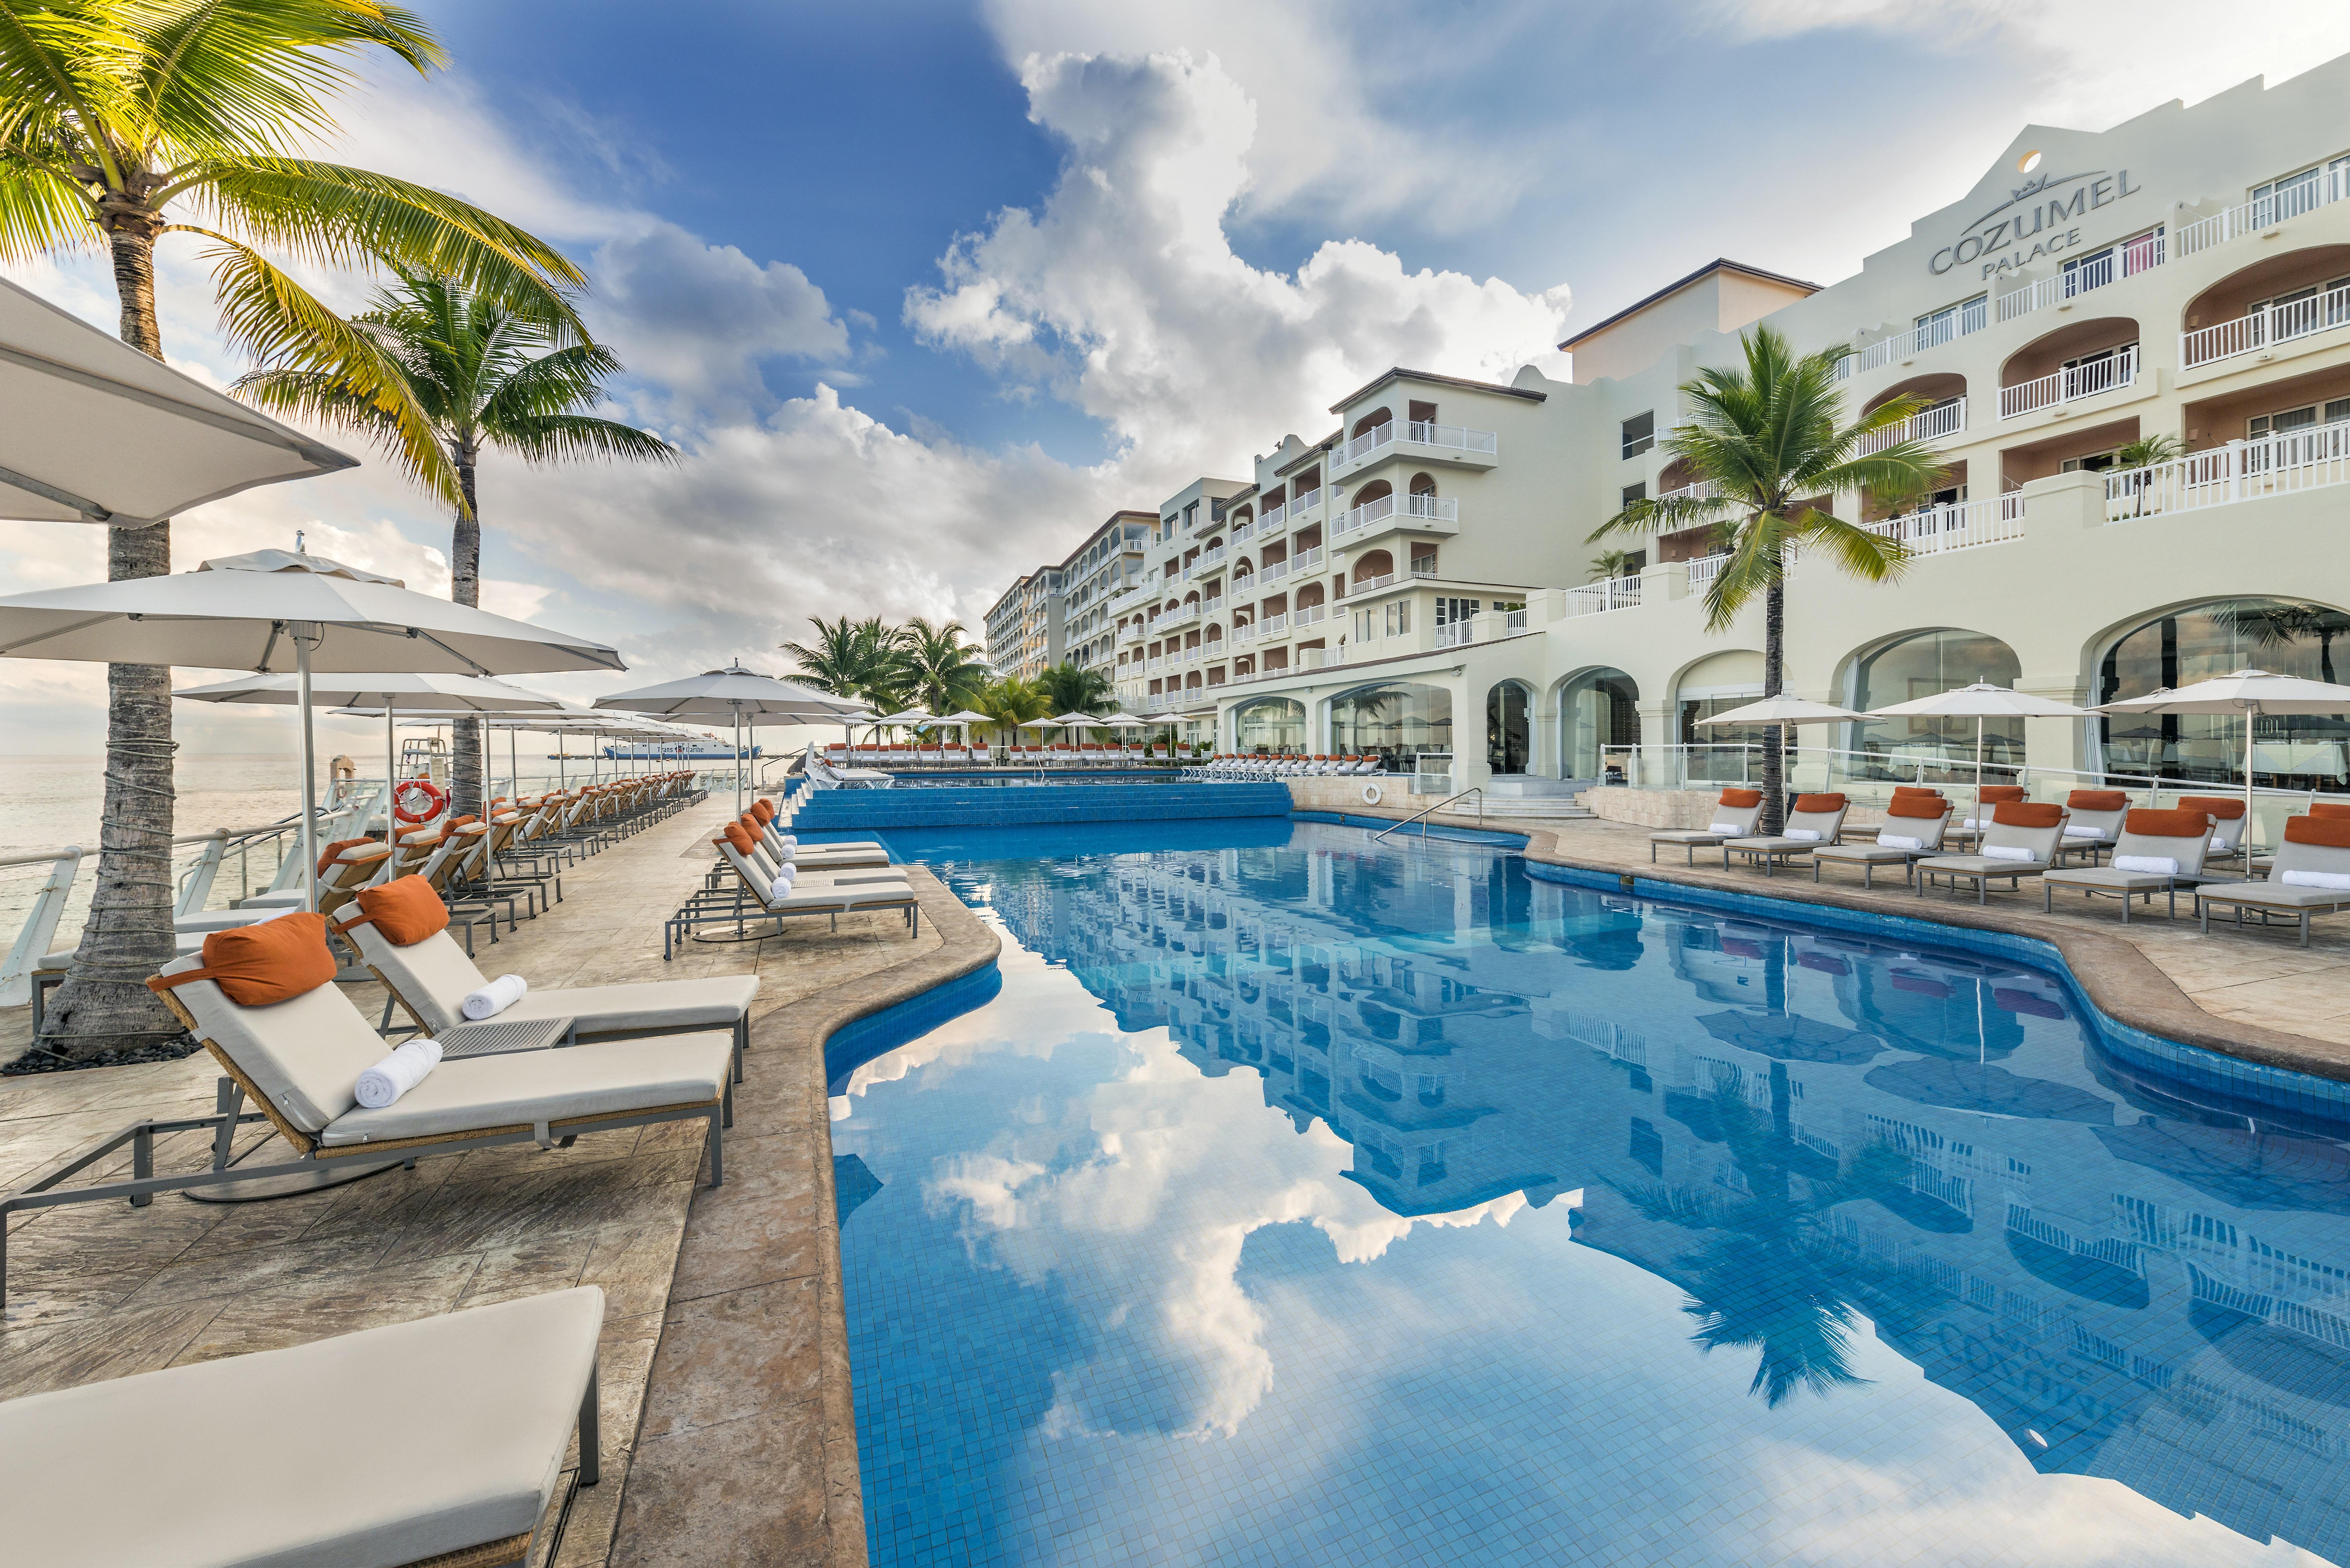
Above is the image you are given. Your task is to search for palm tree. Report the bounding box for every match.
[2111,433,2183,519]
[1037,661,1113,716]
[1,1,584,1056]
[1588,548,1639,583]
[1588,327,1946,830]
[783,615,909,713]
[239,270,678,814]
[898,618,988,713]
[973,674,1050,746]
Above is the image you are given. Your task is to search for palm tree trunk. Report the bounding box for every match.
[449,446,483,816]
[1760,572,1787,834]
[43,226,182,1058]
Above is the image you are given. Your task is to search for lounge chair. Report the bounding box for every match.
[1945,783,2028,849]
[1650,788,1766,864]
[343,876,757,1079]
[1914,802,2070,903]
[1723,794,1851,877]
[2194,815,2350,946]
[2041,807,2214,921]
[2053,789,2131,865]
[3,1286,607,1568]
[664,833,921,959]
[2,920,732,1304]
[1810,792,1951,888]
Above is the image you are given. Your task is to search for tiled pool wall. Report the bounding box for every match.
[822,962,1005,1094]
[790,781,1292,831]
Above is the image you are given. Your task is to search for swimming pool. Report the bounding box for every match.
[832,818,2350,1566]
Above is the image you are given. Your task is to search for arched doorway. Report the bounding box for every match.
[1847,628,2023,773]
[1487,681,1532,774]
[1233,696,1306,754]
[1561,668,1639,780]
[1329,682,1451,771]
[2097,597,2350,785]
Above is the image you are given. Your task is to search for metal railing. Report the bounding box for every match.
[1864,493,2025,556]
[2178,165,2350,256]
[1374,787,1484,841]
[1338,420,1499,467]
[2181,279,2350,368]
[1336,492,1459,537]
[2104,420,2350,519]
[1840,300,1989,377]
[1999,345,2138,419]
[1996,230,2164,322]
[1291,486,1323,516]
[1853,396,1967,456]
[1562,576,1643,618]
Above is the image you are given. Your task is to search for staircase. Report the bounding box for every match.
[1480,775,1595,822]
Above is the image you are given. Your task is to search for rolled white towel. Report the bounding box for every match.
[2210,835,2230,850]
[2282,869,2350,890]
[2113,854,2179,875]
[354,1038,442,1109]
[1962,818,1989,831]
[1877,834,1924,851]
[775,834,797,849]
[1982,844,2034,863]
[1783,828,1822,842]
[461,973,528,1021]
[1707,821,1743,835]
[2062,826,2106,839]
[773,861,797,884]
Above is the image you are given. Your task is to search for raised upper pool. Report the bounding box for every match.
[830,818,2350,1567]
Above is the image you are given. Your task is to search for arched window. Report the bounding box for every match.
[1848,629,2022,771]
[1330,682,1452,771]
[2098,598,2350,783]
[1561,668,1639,779]
[1233,697,1306,754]
[1487,681,1533,774]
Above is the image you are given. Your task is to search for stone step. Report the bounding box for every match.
[1480,801,1595,820]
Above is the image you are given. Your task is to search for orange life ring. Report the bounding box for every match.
[393,778,447,824]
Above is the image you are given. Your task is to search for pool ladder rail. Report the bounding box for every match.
[1373,787,1484,842]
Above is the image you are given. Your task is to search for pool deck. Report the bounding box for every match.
[1430,807,2350,1079]
[0,794,994,1568]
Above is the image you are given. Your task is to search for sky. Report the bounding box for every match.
[8,0,2350,755]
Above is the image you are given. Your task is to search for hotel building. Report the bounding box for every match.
[1024,60,2350,808]
[982,511,1158,681]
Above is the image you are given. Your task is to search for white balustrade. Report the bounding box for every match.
[1291,486,1323,515]
[1294,604,1326,627]
[2105,420,2350,520]
[1337,419,1498,467]
[1335,492,1460,537]
[1562,576,1643,618]
[1262,558,1291,583]
[1863,493,2025,555]
[1260,501,1286,529]
[1262,612,1289,635]
[2181,279,2350,369]
[1852,396,1966,456]
[1998,345,2138,419]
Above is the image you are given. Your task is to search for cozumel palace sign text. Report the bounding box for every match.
[1930,167,2143,278]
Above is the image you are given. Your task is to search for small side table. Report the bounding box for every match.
[435,1015,578,1059]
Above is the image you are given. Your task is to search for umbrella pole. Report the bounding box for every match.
[509,725,518,801]
[384,707,397,840]
[1975,715,1984,802]
[2245,702,2258,857]
[295,627,320,914]
[734,707,744,815]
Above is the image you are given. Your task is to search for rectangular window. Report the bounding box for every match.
[2252,164,2325,227]
[1620,411,1655,460]
[1353,608,1375,643]
[1915,295,1988,345]
[1435,597,1481,626]
[1183,501,1198,530]
[1385,601,1412,637]
[2120,227,2165,277]
[1210,497,1227,523]
[1620,482,1647,510]
[2062,246,2116,297]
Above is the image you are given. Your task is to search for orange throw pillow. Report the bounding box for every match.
[314,836,376,876]
[150,912,336,1007]
[1891,786,1942,799]
[2068,790,2129,812]
[2125,808,2210,840]
[1718,789,1763,808]
[1978,786,2027,804]
[1888,795,1946,819]
[751,800,777,823]
[1993,802,2063,829]
[2178,795,2246,820]
[722,823,759,857]
[2311,802,2350,822]
[335,875,450,945]
[2285,816,2350,848]
[1793,794,1846,814]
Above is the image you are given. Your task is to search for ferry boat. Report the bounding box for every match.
[593,740,760,761]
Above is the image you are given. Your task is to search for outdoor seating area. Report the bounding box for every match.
[1191,753,1385,778]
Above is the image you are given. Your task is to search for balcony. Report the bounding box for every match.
[1853,396,1966,456]
[1261,558,1290,583]
[1258,500,1286,531]
[2181,279,2350,369]
[1294,545,1325,572]
[2105,419,2350,520]
[1158,602,1201,631]
[1118,625,1142,645]
[1202,596,1223,618]
[1657,479,1717,505]
[1562,577,1642,618]
[1289,486,1323,518]
[1231,622,1256,645]
[1335,491,1460,540]
[2177,165,2350,258]
[1997,231,2163,322]
[1839,303,1988,379]
[1297,647,1343,671]
[1342,564,1436,596]
[1261,611,1289,636]
[1199,545,1227,571]
[1146,656,1165,673]
[1336,419,1499,471]
[1999,345,2138,419]
[1863,493,2024,555]
[1293,604,1327,629]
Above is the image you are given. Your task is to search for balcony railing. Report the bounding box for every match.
[1863,493,2024,556]
[1853,396,1966,456]
[1261,612,1289,635]
[2105,419,2350,520]
[1562,576,1643,618]
[2181,279,2350,368]
[1202,596,1223,618]
[1200,545,1227,569]
[1344,565,1436,595]
[2177,164,2350,257]
[1294,545,1325,571]
[1997,230,2163,323]
[1434,620,1472,649]
[1840,302,1989,378]
[1337,420,1499,467]
[1656,479,1718,505]
[1231,623,1256,645]
[1290,486,1323,516]
[1998,345,2138,419]
[1261,558,1290,583]
[1259,501,1286,530]
[1335,491,1459,538]
[1294,604,1327,628]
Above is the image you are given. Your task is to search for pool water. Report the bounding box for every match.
[832,820,2350,1567]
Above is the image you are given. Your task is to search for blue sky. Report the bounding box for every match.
[4,0,2349,752]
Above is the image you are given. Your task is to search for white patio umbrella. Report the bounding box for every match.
[1863,682,2090,795]
[0,542,623,910]
[1694,695,1867,726]
[595,661,869,812]
[0,276,358,525]
[178,672,559,835]
[938,707,996,757]
[2096,669,2350,838]
[1099,712,1150,758]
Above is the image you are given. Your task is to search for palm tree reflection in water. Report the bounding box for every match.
[1624,1074,1913,1408]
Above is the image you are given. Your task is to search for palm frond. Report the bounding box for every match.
[0,138,99,259]
[491,413,678,466]
[1787,507,1909,585]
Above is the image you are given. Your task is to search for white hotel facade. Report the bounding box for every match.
[1016,60,2350,807]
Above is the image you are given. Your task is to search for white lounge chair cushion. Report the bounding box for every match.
[1814,843,1914,861]
[2,1286,602,1568]
[496,975,761,1035]
[320,1032,732,1146]
[157,954,386,1133]
[238,889,309,908]
[173,906,295,934]
[765,884,916,913]
[2197,879,2350,909]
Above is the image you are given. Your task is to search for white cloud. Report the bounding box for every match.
[907,50,1571,478]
